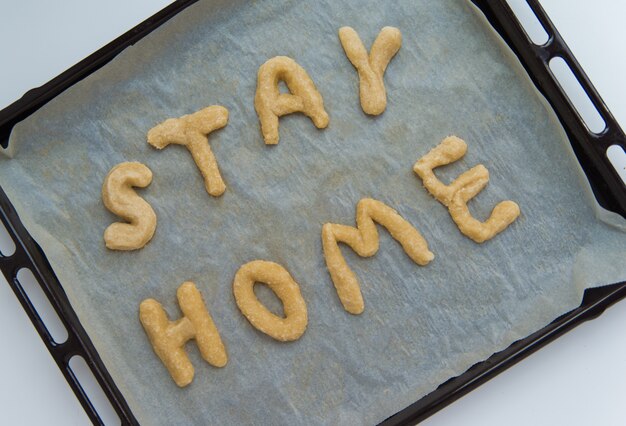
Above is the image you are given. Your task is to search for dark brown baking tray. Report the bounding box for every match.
[0,1,624,424]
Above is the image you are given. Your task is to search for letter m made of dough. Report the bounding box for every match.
[139,282,227,387]
[322,198,434,315]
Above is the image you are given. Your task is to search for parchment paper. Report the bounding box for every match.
[1,0,625,424]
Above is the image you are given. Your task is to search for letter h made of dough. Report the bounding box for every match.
[413,136,520,243]
[139,282,227,387]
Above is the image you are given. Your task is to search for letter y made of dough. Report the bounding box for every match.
[339,26,402,115]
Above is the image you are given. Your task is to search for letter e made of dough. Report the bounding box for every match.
[413,136,520,243]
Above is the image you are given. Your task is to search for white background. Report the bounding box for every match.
[0,1,624,425]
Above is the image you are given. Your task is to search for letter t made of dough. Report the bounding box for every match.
[147,106,229,197]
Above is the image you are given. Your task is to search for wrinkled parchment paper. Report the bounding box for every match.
[1,0,625,424]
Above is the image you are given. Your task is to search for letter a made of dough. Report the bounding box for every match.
[102,161,157,251]
[139,282,227,387]
[233,260,308,341]
[322,198,434,314]
[413,136,521,243]
[255,56,329,145]
[147,106,229,197]
[339,26,402,115]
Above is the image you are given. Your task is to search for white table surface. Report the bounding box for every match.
[0,1,624,425]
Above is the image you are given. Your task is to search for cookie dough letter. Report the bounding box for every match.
[339,26,402,115]
[148,106,228,197]
[255,56,329,145]
[414,136,521,243]
[102,162,157,251]
[322,198,434,314]
[140,282,228,387]
[233,260,308,341]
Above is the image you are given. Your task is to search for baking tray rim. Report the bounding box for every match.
[0,0,625,424]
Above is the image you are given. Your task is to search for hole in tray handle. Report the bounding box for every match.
[15,268,69,344]
[548,56,606,134]
[0,219,16,257]
[606,145,626,186]
[504,0,550,45]
[69,355,121,426]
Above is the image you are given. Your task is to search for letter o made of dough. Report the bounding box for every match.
[233,260,308,341]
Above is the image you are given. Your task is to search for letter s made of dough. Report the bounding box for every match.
[102,161,157,251]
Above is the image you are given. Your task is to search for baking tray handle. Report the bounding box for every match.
[0,0,200,149]
[0,188,138,425]
[485,0,626,216]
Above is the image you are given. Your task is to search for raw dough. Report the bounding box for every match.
[139,282,228,387]
[338,26,402,115]
[449,175,521,243]
[233,260,308,341]
[254,56,329,145]
[147,105,229,197]
[414,136,521,243]
[413,136,486,205]
[322,198,434,314]
[102,161,157,251]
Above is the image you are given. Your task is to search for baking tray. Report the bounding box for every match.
[0,0,624,424]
